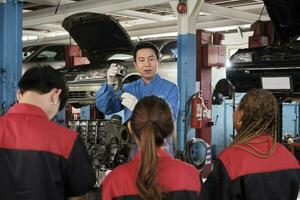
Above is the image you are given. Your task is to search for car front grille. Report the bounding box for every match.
[69,91,87,99]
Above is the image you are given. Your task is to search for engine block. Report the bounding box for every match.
[68,115,131,186]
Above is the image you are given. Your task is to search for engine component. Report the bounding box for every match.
[68,114,131,186]
[116,64,127,78]
[115,64,128,96]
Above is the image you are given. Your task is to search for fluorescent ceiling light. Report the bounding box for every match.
[206,24,251,32]
[131,32,177,40]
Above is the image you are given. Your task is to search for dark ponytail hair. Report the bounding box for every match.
[130,96,174,200]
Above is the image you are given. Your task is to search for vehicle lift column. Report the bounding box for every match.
[0,0,22,115]
[170,0,204,154]
[196,30,226,177]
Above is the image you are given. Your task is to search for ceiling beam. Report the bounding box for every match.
[23,0,170,27]
[113,10,175,21]
[23,18,250,45]
[128,18,248,36]
[23,30,51,37]
[24,0,75,6]
[125,20,176,31]
[32,24,65,32]
[205,0,241,5]
[201,2,268,22]
[233,3,264,11]
[23,34,74,46]
[125,14,226,29]
[24,0,268,28]
[22,0,270,44]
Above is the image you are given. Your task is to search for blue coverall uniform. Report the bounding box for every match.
[96,74,179,155]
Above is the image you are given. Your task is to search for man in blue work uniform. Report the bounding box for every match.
[96,42,179,155]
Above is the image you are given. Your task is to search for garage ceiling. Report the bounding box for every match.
[22,0,269,45]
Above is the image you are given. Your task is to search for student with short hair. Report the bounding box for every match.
[0,66,96,200]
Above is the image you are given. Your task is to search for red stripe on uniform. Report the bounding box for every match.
[220,135,300,180]
[0,104,77,159]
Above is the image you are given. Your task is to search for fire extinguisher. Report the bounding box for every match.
[191,93,208,129]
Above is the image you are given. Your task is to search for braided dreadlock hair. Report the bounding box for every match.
[231,89,278,158]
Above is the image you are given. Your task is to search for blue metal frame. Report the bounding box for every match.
[0,0,22,114]
[174,0,204,153]
[177,34,196,152]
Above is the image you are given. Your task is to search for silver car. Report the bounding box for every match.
[22,43,67,74]
[59,12,177,107]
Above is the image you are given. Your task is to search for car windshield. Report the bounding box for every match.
[22,45,43,61]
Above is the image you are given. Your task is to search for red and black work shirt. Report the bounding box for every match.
[98,148,201,200]
[0,103,96,200]
[201,135,300,200]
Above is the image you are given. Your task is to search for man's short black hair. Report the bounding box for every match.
[18,66,68,111]
[133,42,160,62]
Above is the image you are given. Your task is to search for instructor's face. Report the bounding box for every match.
[134,48,159,84]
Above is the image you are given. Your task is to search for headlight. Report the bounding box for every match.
[75,70,106,81]
[230,52,253,63]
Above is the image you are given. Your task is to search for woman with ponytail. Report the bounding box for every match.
[201,89,300,200]
[97,95,202,200]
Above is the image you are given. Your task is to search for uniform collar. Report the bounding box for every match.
[138,74,160,85]
[250,134,273,143]
[133,147,172,161]
[7,103,48,119]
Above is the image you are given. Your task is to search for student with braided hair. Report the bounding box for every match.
[97,96,201,200]
[201,89,300,200]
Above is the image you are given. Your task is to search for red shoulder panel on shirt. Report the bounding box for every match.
[0,113,77,159]
[219,137,300,180]
[101,151,201,199]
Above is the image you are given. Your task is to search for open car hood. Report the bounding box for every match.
[263,0,300,44]
[62,12,135,64]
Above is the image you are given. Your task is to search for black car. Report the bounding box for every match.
[226,0,300,100]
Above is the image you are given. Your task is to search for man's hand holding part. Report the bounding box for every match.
[107,63,118,85]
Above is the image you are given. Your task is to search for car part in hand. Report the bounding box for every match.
[114,64,128,99]
[107,64,118,85]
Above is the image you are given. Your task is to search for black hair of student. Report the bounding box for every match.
[18,66,68,111]
[133,42,160,62]
[130,95,174,200]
